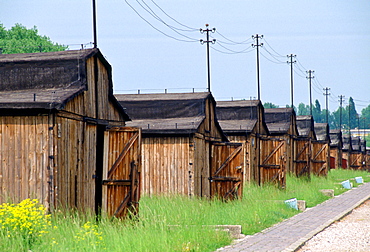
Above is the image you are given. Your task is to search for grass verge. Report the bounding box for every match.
[0,169,368,251]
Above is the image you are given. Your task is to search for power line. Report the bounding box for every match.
[215,42,254,54]
[261,47,286,64]
[124,0,198,42]
[260,50,286,64]
[138,0,198,33]
[263,38,286,58]
[148,0,198,31]
[215,31,253,45]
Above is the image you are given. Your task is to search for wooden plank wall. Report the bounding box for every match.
[330,147,342,169]
[350,152,364,170]
[224,135,250,184]
[260,138,286,188]
[293,138,311,177]
[54,117,97,211]
[365,154,370,171]
[342,151,351,169]
[0,116,50,206]
[210,142,244,199]
[311,141,329,176]
[102,128,140,217]
[141,136,192,196]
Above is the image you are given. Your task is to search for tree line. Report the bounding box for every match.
[265,98,370,131]
[0,23,67,54]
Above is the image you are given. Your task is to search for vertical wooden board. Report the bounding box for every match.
[23,117,30,200]
[142,137,149,195]
[188,137,195,197]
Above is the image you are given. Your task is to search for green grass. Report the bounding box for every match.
[0,169,368,251]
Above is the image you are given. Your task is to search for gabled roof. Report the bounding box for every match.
[314,123,330,142]
[342,135,352,151]
[351,136,361,152]
[216,100,268,135]
[329,129,342,148]
[360,139,367,153]
[264,107,296,135]
[296,115,316,139]
[115,92,226,138]
[0,49,129,120]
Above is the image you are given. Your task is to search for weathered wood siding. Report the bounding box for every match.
[0,115,50,206]
[210,142,244,199]
[63,57,124,123]
[294,138,311,177]
[311,141,329,176]
[102,127,141,217]
[342,151,350,169]
[259,137,286,188]
[330,147,342,169]
[141,136,192,196]
[225,135,251,184]
[350,152,364,170]
[365,153,370,171]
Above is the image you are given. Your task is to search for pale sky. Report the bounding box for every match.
[1,0,370,112]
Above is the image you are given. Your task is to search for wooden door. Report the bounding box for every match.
[311,141,329,176]
[102,127,141,218]
[210,142,244,200]
[350,152,363,170]
[294,138,311,178]
[259,138,286,188]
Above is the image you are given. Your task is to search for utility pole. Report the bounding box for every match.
[252,34,263,100]
[92,0,97,48]
[338,95,345,130]
[287,54,296,108]
[306,70,314,116]
[200,24,216,92]
[323,87,330,124]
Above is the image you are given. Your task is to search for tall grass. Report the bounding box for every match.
[0,169,368,251]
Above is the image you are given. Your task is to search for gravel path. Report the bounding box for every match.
[298,200,370,252]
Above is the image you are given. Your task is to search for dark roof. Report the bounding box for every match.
[216,100,266,134]
[0,49,129,120]
[329,129,342,148]
[115,92,226,138]
[351,136,361,152]
[342,135,352,151]
[264,107,295,134]
[296,115,315,138]
[314,123,330,141]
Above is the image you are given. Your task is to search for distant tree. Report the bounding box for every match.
[361,105,370,129]
[312,99,324,123]
[348,97,358,129]
[0,23,67,54]
[297,102,310,116]
[263,102,279,109]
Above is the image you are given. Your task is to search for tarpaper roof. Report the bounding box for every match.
[216,100,266,134]
[329,129,342,148]
[116,92,226,138]
[314,123,330,141]
[342,135,352,151]
[0,49,128,119]
[264,107,296,134]
[296,115,315,138]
